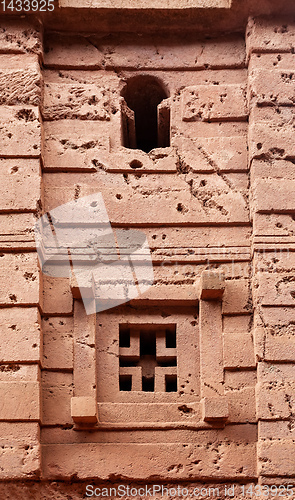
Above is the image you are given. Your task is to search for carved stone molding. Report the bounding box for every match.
[71,301,97,425]
[199,271,228,422]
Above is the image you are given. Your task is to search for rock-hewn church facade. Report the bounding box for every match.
[0,0,295,496]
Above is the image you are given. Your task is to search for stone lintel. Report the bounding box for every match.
[59,0,231,8]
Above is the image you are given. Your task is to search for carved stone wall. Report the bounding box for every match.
[0,4,294,498]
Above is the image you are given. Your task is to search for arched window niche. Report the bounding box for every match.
[121,75,170,153]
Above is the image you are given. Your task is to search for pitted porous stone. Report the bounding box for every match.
[43,82,113,121]
[0,55,41,106]
[0,159,41,212]
[0,254,39,306]
[2,3,295,490]
[181,84,247,122]
[43,171,249,225]
[0,424,40,480]
[0,308,41,363]
[247,18,295,57]
[0,106,41,157]
[0,21,42,55]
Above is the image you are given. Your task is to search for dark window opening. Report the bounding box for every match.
[119,324,177,392]
[119,327,130,348]
[121,76,170,153]
[166,326,176,348]
[119,374,132,391]
[120,358,136,367]
[160,357,177,367]
[165,374,177,392]
[140,329,156,356]
[142,376,155,392]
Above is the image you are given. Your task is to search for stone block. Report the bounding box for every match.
[145,226,251,262]
[44,34,104,68]
[0,106,41,157]
[0,364,39,382]
[256,383,293,420]
[174,135,248,173]
[0,213,36,251]
[202,396,229,422]
[44,171,249,225]
[223,333,256,369]
[249,68,295,106]
[97,402,201,423]
[43,81,112,121]
[0,54,41,106]
[134,284,198,304]
[264,335,295,363]
[253,179,295,213]
[43,121,109,171]
[259,420,295,440]
[42,275,73,315]
[249,107,295,160]
[101,34,245,69]
[246,18,295,56]
[44,68,120,87]
[0,422,40,479]
[42,317,73,370]
[256,307,295,362]
[250,159,295,181]
[0,382,40,421]
[251,102,295,122]
[200,270,225,300]
[43,432,256,480]
[258,362,295,383]
[181,84,247,122]
[71,396,97,424]
[179,120,248,141]
[42,371,72,425]
[0,159,41,212]
[226,388,256,423]
[249,52,295,71]
[0,20,42,55]
[0,482,89,498]
[73,301,96,396]
[258,439,295,477]
[61,0,230,9]
[259,306,295,329]
[102,147,178,173]
[0,253,39,306]
[197,36,246,69]
[0,308,41,363]
[225,370,257,391]
[262,310,294,359]
[256,364,295,420]
[253,212,295,239]
[200,300,224,398]
[223,314,252,334]
[222,279,251,314]
[254,272,295,306]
